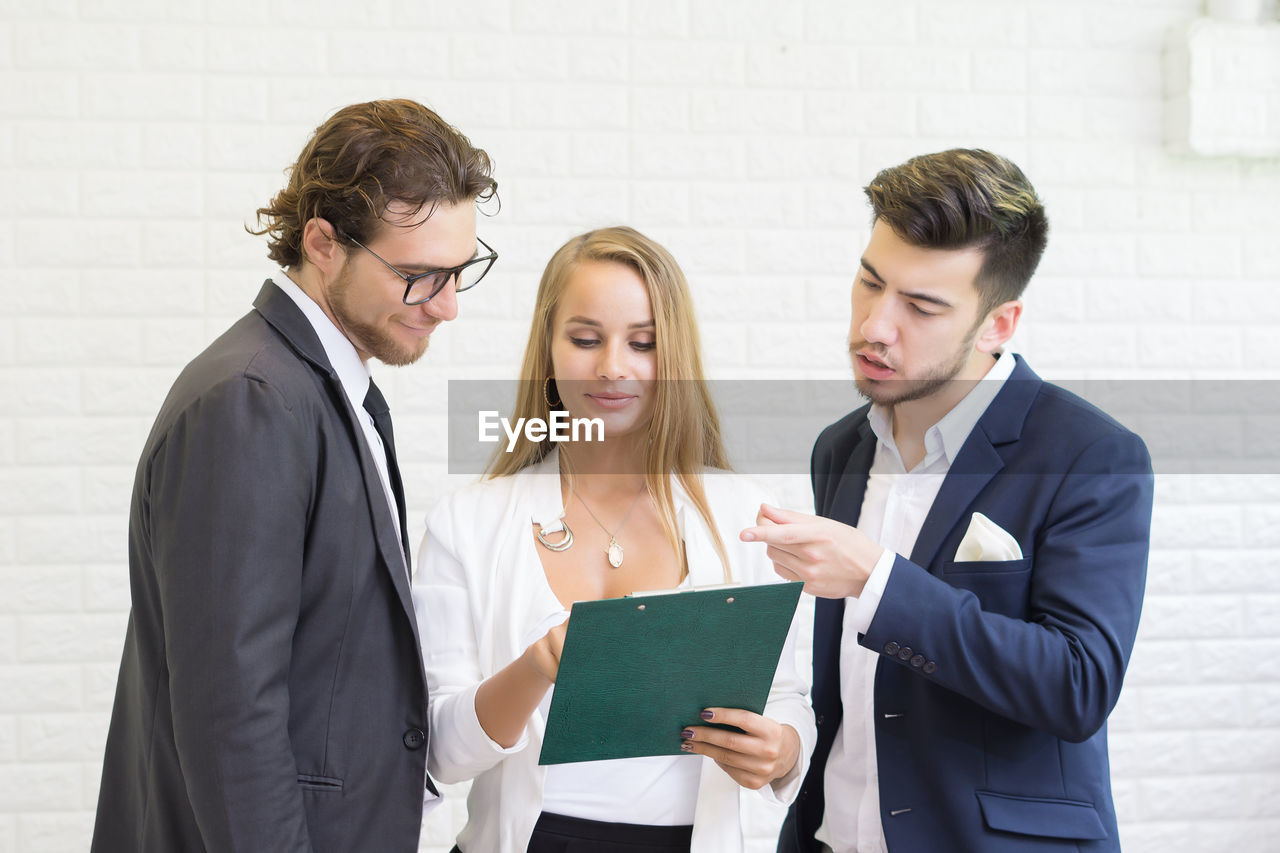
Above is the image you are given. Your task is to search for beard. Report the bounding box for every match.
[849,336,974,407]
[329,265,430,367]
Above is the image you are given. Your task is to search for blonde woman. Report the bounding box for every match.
[413,227,814,853]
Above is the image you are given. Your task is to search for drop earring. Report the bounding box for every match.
[544,377,561,408]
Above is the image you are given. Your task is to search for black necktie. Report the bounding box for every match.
[362,381,411,571]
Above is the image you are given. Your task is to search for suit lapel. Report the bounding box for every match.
[347,403,419,628]
[812,416,877,695]
[908,432,1003,572]
[908,355,1043,572]
[253,281,420,636]
[825,418,878,524]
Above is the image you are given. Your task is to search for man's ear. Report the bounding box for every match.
[975,300,1022,354]
[299,218,345,276]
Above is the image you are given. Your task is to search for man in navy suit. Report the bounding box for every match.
[745,149,1153,852]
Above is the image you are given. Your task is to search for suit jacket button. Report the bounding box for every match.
[897,647,913,661]
[884,642,900,656]
[403,728,425,750]
[922,661,937,674]
[816,714,825,726]
[909,654,924,668]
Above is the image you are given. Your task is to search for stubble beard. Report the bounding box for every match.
[330,266,430,367]
[850,336,974,407]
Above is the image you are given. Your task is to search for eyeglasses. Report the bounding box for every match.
[342,233,498,305]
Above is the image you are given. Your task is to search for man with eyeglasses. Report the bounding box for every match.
[92,99,497,853]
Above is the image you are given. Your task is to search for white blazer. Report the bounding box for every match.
[413,450,816,853]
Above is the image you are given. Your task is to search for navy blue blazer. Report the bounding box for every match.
[781,356,1153,853]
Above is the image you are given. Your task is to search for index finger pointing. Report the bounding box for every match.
[740,523,801,546]
[742,505,816,541]
[740,524,772,544]
[759,503,817,526]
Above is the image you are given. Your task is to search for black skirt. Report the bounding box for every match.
[451,810,694,853]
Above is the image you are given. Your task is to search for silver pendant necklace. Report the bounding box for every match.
[574,486,646,568]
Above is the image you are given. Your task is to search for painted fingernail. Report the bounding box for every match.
[700,710,714,720]
[680,741,694,752]
[680,729,694,739]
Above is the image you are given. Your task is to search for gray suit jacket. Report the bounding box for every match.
[92,281,435,853]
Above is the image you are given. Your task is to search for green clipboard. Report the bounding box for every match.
[538,580,804,765]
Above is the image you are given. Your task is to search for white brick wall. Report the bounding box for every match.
[2,1,1279,851]
[1165,18,1280,156]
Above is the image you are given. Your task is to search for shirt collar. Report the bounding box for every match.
[527,450,568,529]
[269,269,372,404]
[868,350,1017,466]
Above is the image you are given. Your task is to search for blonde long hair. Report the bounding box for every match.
[488,226,733,582]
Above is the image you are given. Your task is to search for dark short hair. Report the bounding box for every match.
[251,99,497,268]
[864,148,1048,313]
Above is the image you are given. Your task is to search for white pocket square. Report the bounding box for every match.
[954,512,1023,562]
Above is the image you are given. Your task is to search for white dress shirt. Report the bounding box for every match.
[816,352,1014,853]
[270,272,406,567]
[413,450,816,853]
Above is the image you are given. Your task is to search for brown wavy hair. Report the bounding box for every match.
[250,99,497,267]
[865,148,1048,314]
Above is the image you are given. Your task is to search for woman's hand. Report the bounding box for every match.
[476,617,568,747]
[679,708,801,789]
[522,618,569,684]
